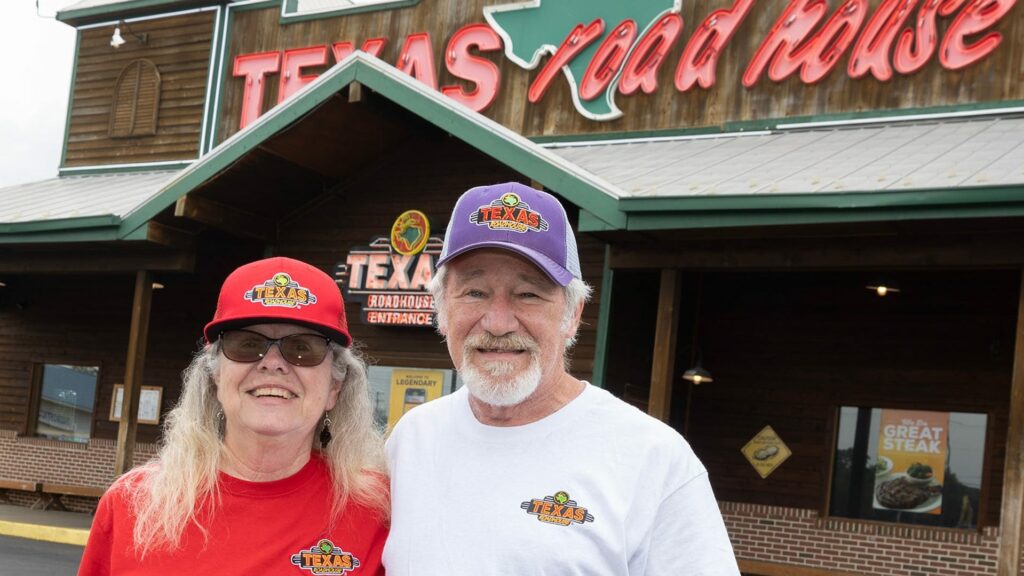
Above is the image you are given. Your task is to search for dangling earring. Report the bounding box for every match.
[319,412,333,448]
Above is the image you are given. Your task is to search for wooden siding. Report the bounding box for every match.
[64,11,215,167]
[217,0,1023,141]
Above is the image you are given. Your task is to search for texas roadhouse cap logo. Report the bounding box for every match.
[290,539,360,574]
[521,490,595,527]
[244,272,318,308]
[469,192,549,234]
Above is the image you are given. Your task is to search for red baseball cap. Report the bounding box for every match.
[203,257,351,346]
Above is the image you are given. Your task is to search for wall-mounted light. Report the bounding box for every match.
[0,281,6,288]
[866,283,900,297]
[151,282,165,290]
[682,351,714,385]
[111,20,147,48]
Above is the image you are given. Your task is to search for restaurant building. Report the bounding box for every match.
[0,0,1022,574]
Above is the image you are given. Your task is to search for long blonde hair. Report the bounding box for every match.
[124,341,387,556]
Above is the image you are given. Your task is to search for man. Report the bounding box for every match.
[384,182,740,575]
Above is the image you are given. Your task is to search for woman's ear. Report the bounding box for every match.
[325,380,342,411]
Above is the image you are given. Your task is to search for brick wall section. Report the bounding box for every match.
[0,429,157,513]
[723,501,1002,576]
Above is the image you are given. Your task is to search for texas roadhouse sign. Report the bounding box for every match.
[233,0,1017,124]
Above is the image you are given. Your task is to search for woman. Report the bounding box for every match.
[79,257,388,575]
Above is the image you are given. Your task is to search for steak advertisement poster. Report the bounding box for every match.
[873,409,948,515]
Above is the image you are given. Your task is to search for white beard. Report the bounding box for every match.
[459,334,542,407]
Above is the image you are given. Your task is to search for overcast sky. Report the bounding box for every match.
[0,1,76,188]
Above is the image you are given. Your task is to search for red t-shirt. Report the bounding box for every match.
[79,455,387,575]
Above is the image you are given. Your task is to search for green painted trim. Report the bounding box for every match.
[229,0,278,13]
[59,30,82,171]
[0,215,120,235]
[619,186,1024,213]
[579,210,620,232]
[57,0,205,24]
[0,228,123,244]
[624,202,1024,231]
[59,162,191,177]
[590,244,613,389]
[200,5,228,154]
[531,99,1024,145]
[0,215,122,241]
[280,0,421,24]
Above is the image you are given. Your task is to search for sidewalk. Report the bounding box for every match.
[0,504,91,546]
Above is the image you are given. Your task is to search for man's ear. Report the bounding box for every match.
[566,299,584,336]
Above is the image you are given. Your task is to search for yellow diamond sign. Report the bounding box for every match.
[741,425,792,479]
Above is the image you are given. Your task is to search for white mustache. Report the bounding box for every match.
[463,333,540,354]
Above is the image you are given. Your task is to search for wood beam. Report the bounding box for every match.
[648,269,681,422]
[145,220,197,250]
[997,267,1024,576]
[0,251,194,273]
[174,194,274,241]
[114,270,153,476]
[348,81,363,103]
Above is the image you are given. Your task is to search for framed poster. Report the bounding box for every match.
[109,385,163,425]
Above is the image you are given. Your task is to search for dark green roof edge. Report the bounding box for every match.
[280,0,420,24]
[57,0,215,25]
[531,99,1024,145]
[619,186,1024,213]
[119,53,628,239]
[59,162,192,177]
[624,201,1024,231]
[0,215,121,241]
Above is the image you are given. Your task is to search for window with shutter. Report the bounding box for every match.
[108,59,161,139]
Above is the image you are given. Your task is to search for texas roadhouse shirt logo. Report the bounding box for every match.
[470,192,549,234]
[521,490,595,526]
[290,539,360,574]
[244,272,317,308]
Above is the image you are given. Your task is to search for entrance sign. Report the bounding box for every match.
[336,211,441,327]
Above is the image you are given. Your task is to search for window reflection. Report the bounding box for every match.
[830,406,986,529]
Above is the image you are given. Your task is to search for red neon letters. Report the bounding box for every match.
[442,24,502,111]
[232,0,1016,127]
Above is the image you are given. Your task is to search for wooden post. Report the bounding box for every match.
[648,269,680,422]
[114,270,153,476]
[998,268,1024,576]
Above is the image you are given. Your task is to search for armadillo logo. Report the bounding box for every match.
[521,490,596,527]
[484,0,682,121]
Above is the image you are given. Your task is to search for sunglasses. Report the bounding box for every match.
[219,329,332,367]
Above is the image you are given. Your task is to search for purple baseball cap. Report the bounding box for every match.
[436,182,581,286]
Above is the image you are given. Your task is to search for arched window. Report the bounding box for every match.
[108,59,161,138]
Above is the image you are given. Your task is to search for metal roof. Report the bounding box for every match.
[0,171,180,225]
[547,115,1024,199]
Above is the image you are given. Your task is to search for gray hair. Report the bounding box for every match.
[124,341,387,556]
[428,265,592,350]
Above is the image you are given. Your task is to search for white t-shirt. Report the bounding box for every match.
[384,383,740,576]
